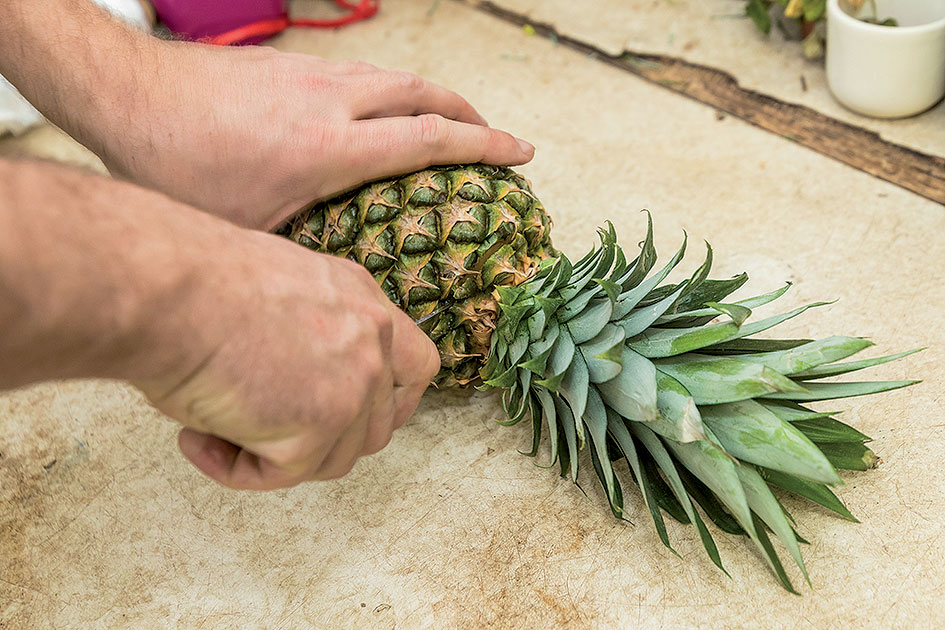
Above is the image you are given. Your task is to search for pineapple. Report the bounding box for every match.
[281,164,556,387]
[280,164,918,592]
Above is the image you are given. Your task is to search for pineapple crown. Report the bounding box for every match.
[476,215,920,592]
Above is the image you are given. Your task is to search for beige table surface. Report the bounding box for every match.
[2,1,944,628]
[482,0,945,158]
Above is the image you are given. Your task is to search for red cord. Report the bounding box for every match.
[207,0,379,46]
[291,0,378,27]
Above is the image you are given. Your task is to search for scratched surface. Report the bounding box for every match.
[2,0,944,628]
[481,0,945,158]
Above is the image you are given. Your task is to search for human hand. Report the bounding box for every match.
[135,229,440,490]
[0,2,530,229]
[97,42,535,230]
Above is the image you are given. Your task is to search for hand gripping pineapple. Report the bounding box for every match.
[282,164,919,592]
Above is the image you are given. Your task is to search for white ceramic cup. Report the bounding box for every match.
[826,0,945,118]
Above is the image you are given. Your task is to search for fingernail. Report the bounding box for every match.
[516,138,535,155]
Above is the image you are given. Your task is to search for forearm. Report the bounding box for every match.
[0,158,231,389]
[0,0,157,161]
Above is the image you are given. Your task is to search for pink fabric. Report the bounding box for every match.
[149,0,286,43]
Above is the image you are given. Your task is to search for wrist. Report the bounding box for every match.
[0,0,162,161]
[0,159,240,389]
[65,24,167,165]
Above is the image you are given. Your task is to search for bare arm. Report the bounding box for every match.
[0,0,534,229]
[0,158,439,488]
[0,157,211,387]
[0,2,149,163]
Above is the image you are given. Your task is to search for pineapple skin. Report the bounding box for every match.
[281,165,556,386]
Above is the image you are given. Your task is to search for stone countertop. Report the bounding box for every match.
[2,0,943,627]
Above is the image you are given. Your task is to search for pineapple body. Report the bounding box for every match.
[283,165,554,386]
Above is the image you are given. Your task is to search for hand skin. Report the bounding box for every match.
[0,159,441,489]
[0,1,525,488]
[0,0,535,231]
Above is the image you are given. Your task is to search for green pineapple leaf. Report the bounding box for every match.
[618,284,687,338]
[762,380,920,402]
[677,466,745,535]
[761,400,840,422]
[737,465,810,587]
[703,301,753,327]
[632,423,728,574]
[613,236,688,318]
[580,324,626,383]
[609,413,678,552]
[584,390,617,506]
[597,347,659,423]
[519,395,543,457]
[750,512,800,595]
[656,282,791,326]
[555,395,580,482]
[817,442,879,471]
[757,467,859,522]
[673,272,750,313]
[738,336,874,375]
[701,400,840,485]
[791,417,871,444]
[792,348,924,379]
[629,321,742,358]
[535,388,559,466]
[654,356,808,405]
[567,299,613,344]
[653,371,707,443]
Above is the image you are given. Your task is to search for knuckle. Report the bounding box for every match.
[300,71,339,94]
[395,71,425,92]
[365,412,395,455]
[328,397,365,431]
[416,113,447,149]
[346,60,376,73]
[353,260,381,286]
[357,346,387,385]
[265,440,311,469]
[369,306,394,349]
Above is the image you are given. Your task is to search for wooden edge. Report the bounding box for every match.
[458,0,945,205]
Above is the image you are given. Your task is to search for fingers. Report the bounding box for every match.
[176,283,440,491]
[178,363,403,489]
[387,306,439,426]
[359,369,397,457]
[346,71,488,126]
[311,419,370,480]
[338,115,534,192]
[179,427,350,490]
[388,306,441,386]
[178,428,304,490]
